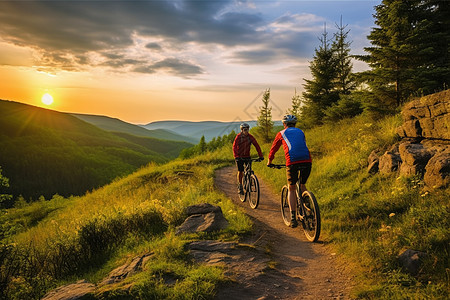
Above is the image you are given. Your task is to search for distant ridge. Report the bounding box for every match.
[141,120,282,142]
[72,114,197,144]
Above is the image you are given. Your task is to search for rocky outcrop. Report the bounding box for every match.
[176,203,229,235]
[41,280,95,300]
[397,90,450,140]
[368,90,449,189]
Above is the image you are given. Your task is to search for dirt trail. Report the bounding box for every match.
[214,166,354,300]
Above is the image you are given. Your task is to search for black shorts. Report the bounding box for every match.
[286,162,312,186]
[235,158,250,172]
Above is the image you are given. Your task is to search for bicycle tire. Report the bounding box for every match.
[280,186,290,226]
[299,191,321,242]
[248,174,260,209]
[239,176,247,202]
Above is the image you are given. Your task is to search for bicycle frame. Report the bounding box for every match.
[237,158,261,209]
[268,163,321,242]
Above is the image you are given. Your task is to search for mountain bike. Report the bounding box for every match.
[268,164,321,242]
[237,157,262,209]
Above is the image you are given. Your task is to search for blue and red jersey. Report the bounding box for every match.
[233,133,263,158]
[268,127,311,166]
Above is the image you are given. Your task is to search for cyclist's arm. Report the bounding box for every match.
[268,132,282,164]
[232,134,239,158]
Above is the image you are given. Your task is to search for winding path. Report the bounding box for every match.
[214,166,354,300]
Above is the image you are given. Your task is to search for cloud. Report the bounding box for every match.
[133,58,204,78]
[0,0,327,76]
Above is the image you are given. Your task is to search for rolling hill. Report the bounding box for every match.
[72,114,198,144]
[0,100,192,203]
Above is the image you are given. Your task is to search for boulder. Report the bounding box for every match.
[398,249,428,276]
[397,90,450,140]
[176,204,229,235]
[398,142,435,176]
[424,152,450,189]
[379,151,402,174]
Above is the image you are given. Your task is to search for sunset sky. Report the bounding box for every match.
[0,0,379,124]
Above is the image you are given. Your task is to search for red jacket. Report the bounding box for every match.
[233,133,263,158]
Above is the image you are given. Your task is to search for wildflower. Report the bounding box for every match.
[389,213,396,218]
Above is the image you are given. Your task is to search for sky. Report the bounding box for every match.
[0,0,380,124]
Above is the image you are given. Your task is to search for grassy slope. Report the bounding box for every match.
[1,113,448,299]
[0,100,192,200]
[253,114,449,299]
[0,147,252,299]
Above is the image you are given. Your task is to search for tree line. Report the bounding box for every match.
[258,0,449,132]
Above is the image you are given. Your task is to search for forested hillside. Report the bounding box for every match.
[0,100,192,204]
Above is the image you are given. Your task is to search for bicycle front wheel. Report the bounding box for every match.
[280,186,290,226]
[248,174,260,209]
[300,191,321,242]
[239,177,247,202]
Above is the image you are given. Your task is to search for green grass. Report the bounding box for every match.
[253,114,449,299]
[2,112,448,299]
[0,146,251,299]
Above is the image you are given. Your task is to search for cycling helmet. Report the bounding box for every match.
[282,114,297,125]
[240,123,250,130]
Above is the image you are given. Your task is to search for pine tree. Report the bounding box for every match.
[257,89,274,143]
[332,16,355,95]
[198,135,206,153]
[301,25,340,126]
[356,0,449,107]
[288,89,302,121]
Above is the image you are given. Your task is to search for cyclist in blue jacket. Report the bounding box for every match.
[267,115,312,228]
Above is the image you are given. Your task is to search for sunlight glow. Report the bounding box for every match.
[41,93,54,105]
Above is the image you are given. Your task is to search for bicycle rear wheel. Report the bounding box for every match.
[248,174,260,209]
[280,186,290,226]
[299,191,321,242]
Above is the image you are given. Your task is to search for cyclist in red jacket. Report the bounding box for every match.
[267,115,312,228]
[233,123,264,195]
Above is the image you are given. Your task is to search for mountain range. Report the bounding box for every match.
[141,120,282,142]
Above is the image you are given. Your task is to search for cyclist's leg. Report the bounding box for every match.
[236,159,245,193]
[286,165,299,227]
[298,162,312,195]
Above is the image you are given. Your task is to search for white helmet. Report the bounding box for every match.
[282,114,297,125]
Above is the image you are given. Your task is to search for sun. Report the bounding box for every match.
[41,93,54,105]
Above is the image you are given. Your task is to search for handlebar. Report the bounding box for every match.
[267,164,286,169]
[236,157,263,162]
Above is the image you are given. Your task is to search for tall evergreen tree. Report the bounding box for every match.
[332,16,356,95]
[411,0,450,93]
[257,89,274,143]
[356,0,449,108]
[301,25,339,126]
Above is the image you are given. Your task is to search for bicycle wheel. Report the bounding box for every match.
[299,191,321,242]
[248,174,260,209]
[239,176,247,202]
[280,186,290,226]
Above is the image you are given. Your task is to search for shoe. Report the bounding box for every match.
[289,218,298,228]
